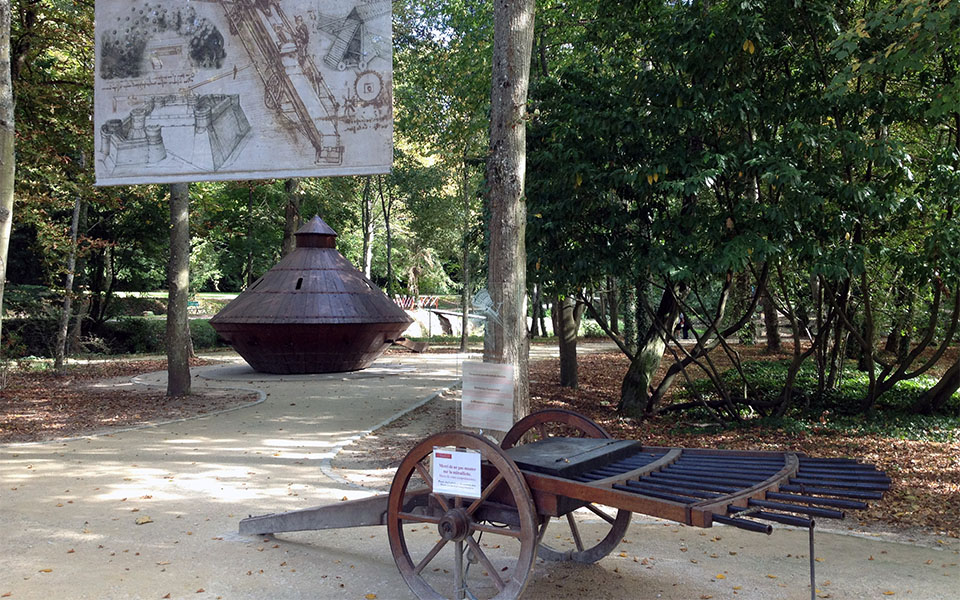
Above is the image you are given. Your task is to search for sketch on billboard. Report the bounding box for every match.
[94,1,393,186]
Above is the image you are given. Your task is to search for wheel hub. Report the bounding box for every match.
[438,508,471,542]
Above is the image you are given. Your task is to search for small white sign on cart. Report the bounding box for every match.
[461,361,515,432]
[432,448,482,498]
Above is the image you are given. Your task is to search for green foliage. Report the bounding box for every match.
[1,318,59,358]
[2,285,58,318]
[93,318,225,356]
[578,319,606,339]
[101,318,168,355]
[679,360,960,442]
[189,319,222,350]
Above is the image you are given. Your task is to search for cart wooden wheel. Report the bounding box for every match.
[501,409,632,564]
[387,431,538,600]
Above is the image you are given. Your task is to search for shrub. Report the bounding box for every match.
[98,318,167,354]
[190,319,224,350]
[579,319,607,339]
[679,359,960,441]
[1,318,60,357]
[109,297,167,317]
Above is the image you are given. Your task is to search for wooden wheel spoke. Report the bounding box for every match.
[471,521,523,538]
[535,423,548,440]
[413,460,452,513]
[397,512,441,525]
[413,461,433,491]
[389,430,537,598]
[466,473,504,516]
[413,538,449,576]
[465,535,506,592]
[585,503,616,525]
[566,513,585,552]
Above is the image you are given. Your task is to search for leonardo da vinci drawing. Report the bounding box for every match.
[94,0,392,185]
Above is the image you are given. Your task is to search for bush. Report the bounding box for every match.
[579,319,607,339]
[190,319,224,350]
[2,285,58,318]
[97,318,167,354]
[109,296,167,317]
[2,318,59,357]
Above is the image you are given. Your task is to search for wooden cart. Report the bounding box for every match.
[240,409,889,600]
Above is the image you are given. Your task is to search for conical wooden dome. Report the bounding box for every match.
[210,216,412,374]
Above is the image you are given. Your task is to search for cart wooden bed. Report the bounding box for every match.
[240,409,889,600]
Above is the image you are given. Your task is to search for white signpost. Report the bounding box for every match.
[432,448,481,499]
[94,0,393,185]
[461,361,515,432]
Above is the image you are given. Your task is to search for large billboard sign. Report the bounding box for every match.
[94,1,392,186]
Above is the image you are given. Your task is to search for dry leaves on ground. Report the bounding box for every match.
[0,358,258,443]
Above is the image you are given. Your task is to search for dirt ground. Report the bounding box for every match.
[0,358,259,443]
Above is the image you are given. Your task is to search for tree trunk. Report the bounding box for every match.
[460,159,471,352]
[618,288,680,418]
[0,1,14,350]
[914,359,959,414]
[54,196,82,374]
[621,281,636,354]
[761,283,781,353]
[486,0,535,425]
[69,200,89,353]
[244,185,254,286]
[166,183,191,397]
[281,178,300,257]
[538,297,547,337]
[529,284,541,338]
[608,277,619,335]
[377,175,394,296]
[555,294,580,388]
[884,286,914,360]
[361,176,374,278]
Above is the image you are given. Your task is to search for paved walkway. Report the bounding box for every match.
[1,348,957,600]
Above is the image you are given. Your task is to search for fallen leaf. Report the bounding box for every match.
[882,593,895,596]
[365,595,377,599]
[716,574,726,579]
[767,574,778,579]
[135,516,153,525]
[39,569,53,573]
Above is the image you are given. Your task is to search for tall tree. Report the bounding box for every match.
[0,0,13,348]
[54,192,81,374]
[486,0,536,423]
[281,178,300,257]
[360,176,375,278]
[166,183,191,396]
